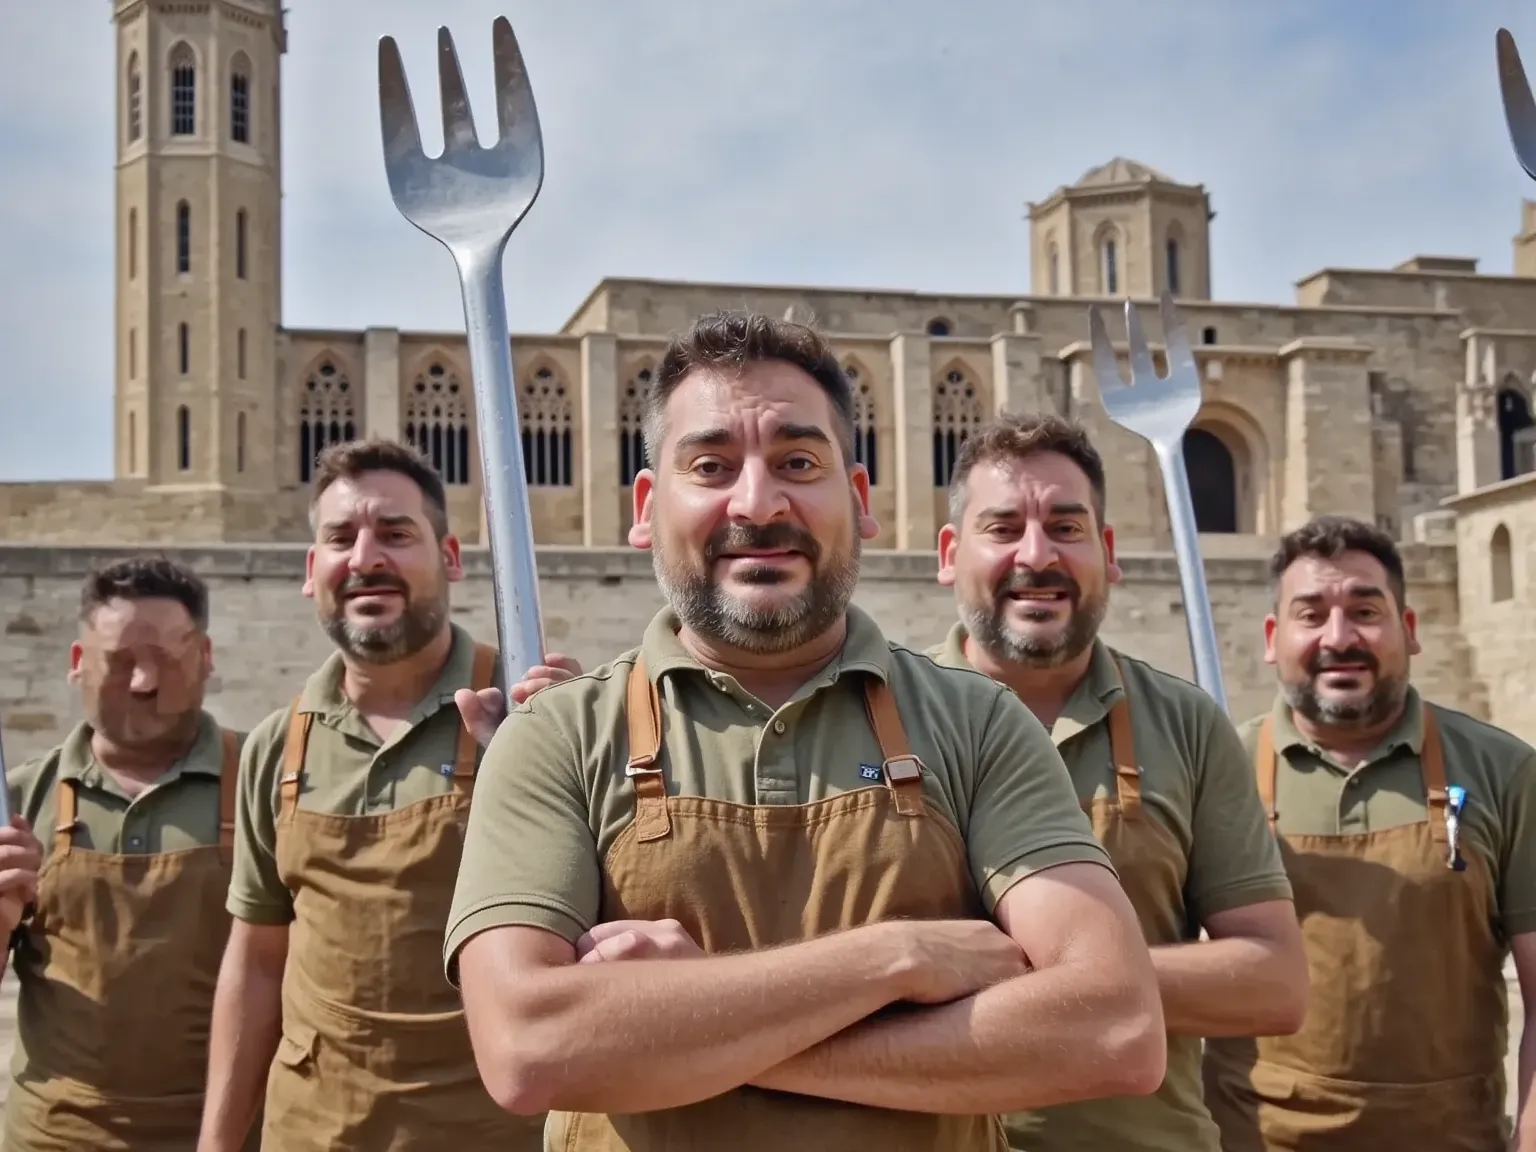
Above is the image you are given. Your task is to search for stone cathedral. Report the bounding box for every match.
[13,0,1536,755]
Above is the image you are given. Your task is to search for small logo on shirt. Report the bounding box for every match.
[439,762,455,777]
[859,764,883,781]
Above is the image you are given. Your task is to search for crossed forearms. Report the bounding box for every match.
[465,918,1025,1116]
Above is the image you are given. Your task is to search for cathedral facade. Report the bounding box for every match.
[8,0,1536,576]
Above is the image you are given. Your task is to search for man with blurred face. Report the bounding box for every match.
[1203,516,1536,1152]
[4,557,254,1152]
[445,310,1167,1152]
[196,438,577,1152]
[929,413,1307,1152]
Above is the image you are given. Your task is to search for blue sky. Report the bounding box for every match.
[2,0,1534,481]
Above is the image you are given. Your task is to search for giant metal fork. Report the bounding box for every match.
[1496,28,1536,181]
[1088,293,1228,712]
[378,18,546,689]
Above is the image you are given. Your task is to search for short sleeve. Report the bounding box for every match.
[1496,751,1536,938]
[1183,702,1293,922]
[442,703,600,984]
[225,707,296,926]
[967,688,1116,911]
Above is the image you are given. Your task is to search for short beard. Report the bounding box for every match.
[963,570,1107,670]
[321,572,450,666]
[653,515,862,656]
[1282,668,1409,730]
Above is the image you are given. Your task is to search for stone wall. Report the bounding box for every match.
[0,542,1484,765]
[1446,474,1536,747]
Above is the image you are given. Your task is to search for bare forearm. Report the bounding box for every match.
[1148,936,1308,1037]
[1515,1021,1535,1150]
[196,951,284,1152]
[750,960,1164,1114]
[470,925,913,1116]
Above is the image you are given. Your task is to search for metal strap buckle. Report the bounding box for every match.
[883,755,923,784]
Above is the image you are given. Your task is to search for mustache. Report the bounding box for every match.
[994,569,1080,600]
[704,522,821,563]
[1309,648,1377,675]
[338,572,411,597]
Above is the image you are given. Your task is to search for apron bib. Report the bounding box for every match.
[545,658,1009,1152]
[1003,666,1219,1151]
[1203,707,1512,1151]
[5,731,257,1152]
[259,642,544,1152]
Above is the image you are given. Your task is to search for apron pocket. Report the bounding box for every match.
[273,1022,318,1069]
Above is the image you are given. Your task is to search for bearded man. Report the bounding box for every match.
[443,310,1167,1152]
[926,411,1306,1152]
[196,438,578,1152]
[1203,516,1536,1152]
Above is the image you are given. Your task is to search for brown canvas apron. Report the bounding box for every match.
[259,642,543,1151]
[4,729,252,1152]
[1003,665,1217,1152]
[544,658,1010,1152]
[1203,707,1512,1151]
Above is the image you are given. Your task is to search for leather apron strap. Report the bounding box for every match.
[279,697,312,824]
[218,727,239,855]
[1254,706,1448,840]
[623,657,927,844]
[1105,659,1141,818]
[53,779,79,855]
[449,643,498,796]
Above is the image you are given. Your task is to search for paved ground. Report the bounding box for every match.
[0,961,1521,1124]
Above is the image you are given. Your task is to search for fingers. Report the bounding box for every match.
[0,869,39,903]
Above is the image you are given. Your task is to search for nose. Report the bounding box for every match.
[1011,520,1059,572]
[725,457,790,523]
[347,530,390,573]
[129,661,158,695]
[1320,607,1359,650]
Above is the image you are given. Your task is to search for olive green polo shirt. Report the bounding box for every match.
[932,624,1292,1152]
[5,711,244,1086]
[443,605,1114,976]
[1239,689,1536,938]
[6,712,243,855]
[227,624,504,927]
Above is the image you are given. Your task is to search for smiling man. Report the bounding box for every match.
[927,412,1307,1152]
[1203,516,1536,1151]
[195,439,577,1152]
[445,311,1167,1152]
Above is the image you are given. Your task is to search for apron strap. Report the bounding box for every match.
[1254,716,1280,829]
[279,698,311,824]
[218,728,239,854]
[53,778,79,855]
[620,657,932,841]
[450,643,499,796]
[862,677,927,817]
[1105,659,1142,818]
[1421,707,1449,844]
[624,657,670,843]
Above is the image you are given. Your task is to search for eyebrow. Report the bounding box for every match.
[974,501,1092,522]
[320,513,419,533]
[1290,586,1387,605]
[672,423,833,457]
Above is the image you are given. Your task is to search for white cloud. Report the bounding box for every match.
[1,0,1533,480]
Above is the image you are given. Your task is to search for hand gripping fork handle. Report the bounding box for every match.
[377,17,546,690]
[1496,28,1536,183]
[1088,292,1229,713]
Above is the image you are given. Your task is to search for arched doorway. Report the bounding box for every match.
[1498,387,1533,480]
[1184,428,1237,533]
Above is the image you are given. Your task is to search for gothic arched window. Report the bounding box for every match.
[169,43,196,136]
[298,358,357,482]
[931,366,983,486]
[521,365,574,487]
[126,53,142,142]
[405,360,472,485]
[229,53,251,144]
[844,362,878,484]
[619,365,652,486]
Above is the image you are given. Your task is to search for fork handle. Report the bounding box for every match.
[457,250,547,692]
[1154,442,1229,713]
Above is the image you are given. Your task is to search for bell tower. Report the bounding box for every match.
[112,0,285,490]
